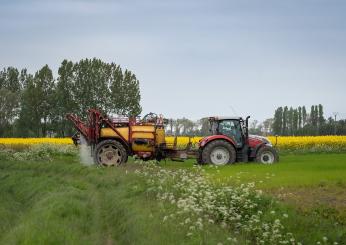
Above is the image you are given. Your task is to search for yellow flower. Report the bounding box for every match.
[0,138,73,145]
[268,136,346,151]
[1,136,345,152]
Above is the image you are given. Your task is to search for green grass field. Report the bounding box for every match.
[164,154,346,233]
[0,153,346,244]
[163,153,346,188]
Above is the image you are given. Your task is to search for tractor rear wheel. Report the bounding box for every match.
[201,140,236,165]
[94,140,127,166]
[256,145,279,164]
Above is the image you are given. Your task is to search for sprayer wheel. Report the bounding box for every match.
[94,140,127,166]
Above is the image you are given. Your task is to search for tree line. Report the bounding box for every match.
[2,59,345,138]
[165,118,210,136]
[272,104,346,136]
[165,104,346,137]
[0,58,141,137]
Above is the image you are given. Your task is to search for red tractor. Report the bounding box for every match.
[66,110,279,166]
[197,116,279,165]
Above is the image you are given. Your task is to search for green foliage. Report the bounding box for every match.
[53,60,76,136]
[17,65,55,137]
[0,157,231,245]
[136,161,299,244]
[0,89,19,136]
[282,106,288,135]
[0,144,77,161]
[0,58,142,137]
[273,107,283,135]
[164,155,346,243]
[271,104,339,136]
[0,67,21,92]
[52,58,142,136]
[60,58,142,118]
[0,67,22,136]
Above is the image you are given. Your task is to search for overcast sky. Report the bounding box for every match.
[1,0,345,121]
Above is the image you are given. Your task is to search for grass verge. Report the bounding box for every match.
[0,153,346,244]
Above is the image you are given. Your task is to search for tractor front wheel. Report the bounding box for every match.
[256,145,279,164]
[94,140,128,166]
[201,140,236,166]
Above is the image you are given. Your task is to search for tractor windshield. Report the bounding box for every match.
[211,119,244,146]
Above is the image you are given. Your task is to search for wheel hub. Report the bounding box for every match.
[260,151,274,164]
[210,147,230,165]
[106,152,114,160]
[98,144,122,166]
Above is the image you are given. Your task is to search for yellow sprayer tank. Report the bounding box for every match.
[100,125,166,153]
[100,127,129,140]
[131,125,155,152]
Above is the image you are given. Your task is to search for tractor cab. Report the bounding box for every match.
[208,116,249,148]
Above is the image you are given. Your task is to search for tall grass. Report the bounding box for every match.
[0,152,345,244]
[0,157,233,244]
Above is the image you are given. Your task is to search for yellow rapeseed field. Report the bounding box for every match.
[1,136,346,152]
[164,136,346,152]
[268,135,346,151]
[0,138,73,145]
[165,136,202,147]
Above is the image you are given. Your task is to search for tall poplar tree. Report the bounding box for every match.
[273,107,283,135]
[35,65,55,136]
[0,67,21,136]
[318,104,324,127]
[53,60,76,136]
[298,106,302,129]
[302,106,307,127]
[293,109,298,135]
[288,107,294,135]
[310,106,315,126]
[282,106,288,135]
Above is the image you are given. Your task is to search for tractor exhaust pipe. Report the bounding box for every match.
[245,116,250,139]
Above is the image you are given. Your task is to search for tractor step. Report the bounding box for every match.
[236,148,248,163]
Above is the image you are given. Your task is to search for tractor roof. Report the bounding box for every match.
[208,116,242,121]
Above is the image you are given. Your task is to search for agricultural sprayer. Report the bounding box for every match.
[66,109,278,166]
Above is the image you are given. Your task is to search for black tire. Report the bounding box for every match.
[197,149,204,165]
[201,140,236,165]
[256,145,279,164]
[94,140,128,166]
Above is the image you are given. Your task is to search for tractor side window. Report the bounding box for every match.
[218,120,233,135]
[218,120,243,146]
